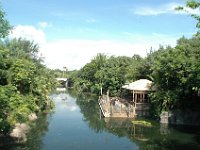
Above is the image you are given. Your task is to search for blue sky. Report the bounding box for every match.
[1,0,199,70]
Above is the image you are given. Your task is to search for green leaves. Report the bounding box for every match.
[10,59,36,93]
[149,36,200,112]
[0,38,55,134]
[0,8,12,38]
[186,0,200,9]
[176,0,200,35]
[72,54,144,96]
[0,5,54,133]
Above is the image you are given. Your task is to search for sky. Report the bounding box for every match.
[1,0,199,70]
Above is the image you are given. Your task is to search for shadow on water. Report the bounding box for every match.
[0,135,18,149]
[0,113,51,150]
[68,89,200,150]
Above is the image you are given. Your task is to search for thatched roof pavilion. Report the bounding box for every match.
[122,79,153,104]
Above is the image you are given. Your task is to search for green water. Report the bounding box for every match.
[1,90,200,150]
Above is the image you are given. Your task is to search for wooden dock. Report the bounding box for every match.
[98,95,135,118]
[99,98,110,117]
[99,95,150,118]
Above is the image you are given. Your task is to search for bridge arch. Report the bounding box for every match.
[56,78,68,87]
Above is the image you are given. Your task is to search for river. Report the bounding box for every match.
[1,89,200,150]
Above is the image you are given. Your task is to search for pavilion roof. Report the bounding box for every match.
[122,79,153,91]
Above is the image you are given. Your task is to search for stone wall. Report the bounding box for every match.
[160,110,200,125]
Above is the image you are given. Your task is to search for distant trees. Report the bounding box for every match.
[68,54,144,96]
[68,0,200,117]
[69,35,200,117]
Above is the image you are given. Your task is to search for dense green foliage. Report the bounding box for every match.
[69,36,200,117]
[0,38,56,134]
[67,0,200,118]
[0,0,198,134]
[0,7,56,134]
[68,53,144,96]
[149,37,200,116]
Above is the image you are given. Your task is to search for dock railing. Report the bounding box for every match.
[99,95,135,118]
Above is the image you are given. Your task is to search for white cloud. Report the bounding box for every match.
[182,7,200,15]
[131,2,200,16]
[9,25,46,45]
[40,34,177,70]
[8,25,179,71]
[40,39,149,70]
[56,97,78,112]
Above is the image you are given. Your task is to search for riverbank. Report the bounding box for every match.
[1,91,200,150]
[0,112,50,149]
[9,113,38,142]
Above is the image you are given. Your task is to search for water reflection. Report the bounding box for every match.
[1,89,200,150]
[44,90,138,150]
[0,113,50,150]
[21,114,50,150]
[70,89,200,150]
[52,93,77,112]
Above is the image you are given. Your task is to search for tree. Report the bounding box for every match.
[176,0,200,34]
[0,38,56,133]
[0,5,56,134]
[149,36,200,115]
[0,7,12,38]
[74,54,140,96]
[5,38,39,59]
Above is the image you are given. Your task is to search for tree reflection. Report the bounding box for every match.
[68,90,200,150]
[75,91,106,133]
[0,113,50,150]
